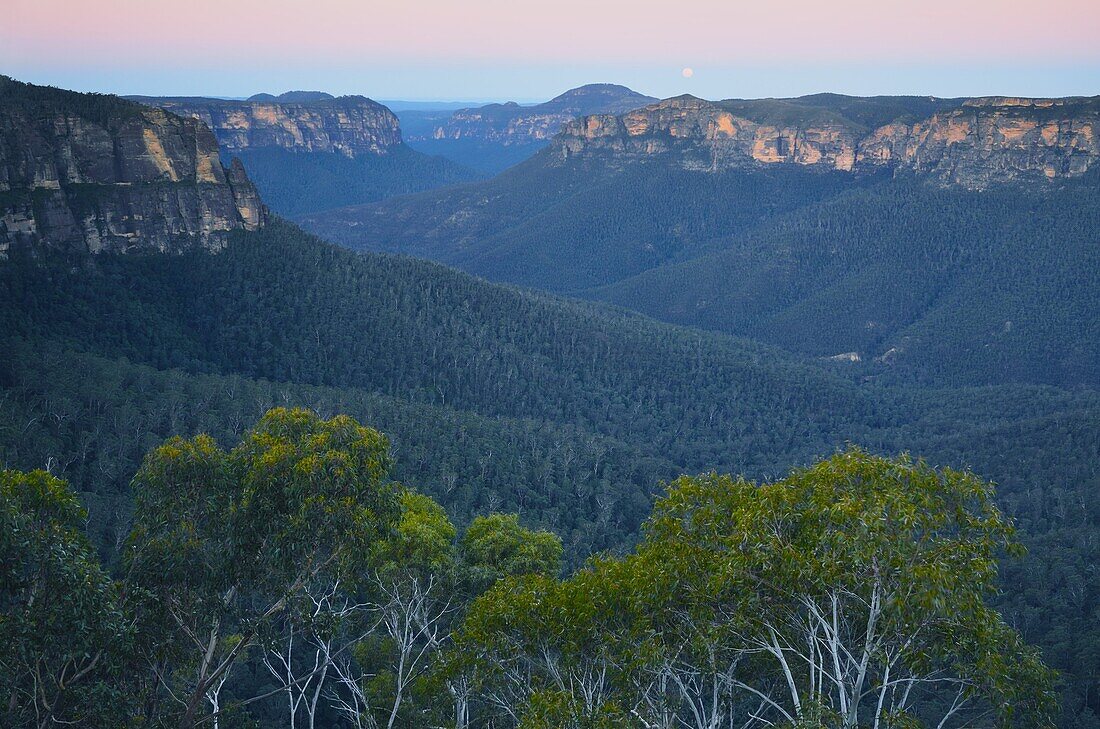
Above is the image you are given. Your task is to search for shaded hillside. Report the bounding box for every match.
[2,220,1099,724]
[591,179,1100,386]
[302,92,1100,387]
[301,158,873,288]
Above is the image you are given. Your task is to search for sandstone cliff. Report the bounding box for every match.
[555,94,1100,187]
[133,94,402,158]
[426,84,657,145]
[0,76,265,257]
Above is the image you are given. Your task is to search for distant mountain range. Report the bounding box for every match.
[302,91,1100,388]
[423,84,658,144]
[555,94,1100,187]
[402,83,657,173]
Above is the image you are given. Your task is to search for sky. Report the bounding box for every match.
[4,0,1099,102]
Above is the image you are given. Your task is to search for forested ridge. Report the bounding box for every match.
[302,154,1100,388]
[591,177,1100,386]
[1,219,1099,725]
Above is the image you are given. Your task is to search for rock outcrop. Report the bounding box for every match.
[132,94,402,158]
[1,76,265,257]
[555,94,1100,187]
[426,84,657,145]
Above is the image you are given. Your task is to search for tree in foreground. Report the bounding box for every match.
[125,408,401,728]
[0,469,133,727]
[327,499,565,728]
[462,448,1058,728]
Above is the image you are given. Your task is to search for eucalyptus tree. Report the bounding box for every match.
[124,408,400,728]
[462,449,1058,729]
[367,490,457,729]
[458,568,633,728]
[450,511,566,727]
[260,579,376,729]
[0,469,133,728]
[633,448,1058,728]
[461,512,564,592]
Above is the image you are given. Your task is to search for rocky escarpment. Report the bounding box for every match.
[133,94,402,158]
[556,95,1100,187]
[426,84,657,145]
[1,77,265,257]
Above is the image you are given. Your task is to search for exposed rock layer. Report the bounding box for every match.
[556,95,1100,187]
[1,77,265,256]
[426,84,657,145]
[133,95,402,158]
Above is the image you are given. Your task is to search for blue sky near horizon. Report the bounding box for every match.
[5,0,1099,104]
[8,62,1100,105]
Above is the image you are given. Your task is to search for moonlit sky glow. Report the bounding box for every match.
[4,0,1099,102]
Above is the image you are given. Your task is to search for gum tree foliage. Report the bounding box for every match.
[461,512,564,593]
[461,449,1058,729]
[124,407,401,728]
[327,496,564,729]
[0,469,133,728]
[0,404,568,729]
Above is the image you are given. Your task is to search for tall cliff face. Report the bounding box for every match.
[556,95,1100,187]
[133,95,403,158]
[0,77,265,257]
[426,84,657,145]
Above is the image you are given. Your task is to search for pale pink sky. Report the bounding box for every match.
[5,0,1100,99]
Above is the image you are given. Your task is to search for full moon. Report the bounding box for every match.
[682,67,694,78]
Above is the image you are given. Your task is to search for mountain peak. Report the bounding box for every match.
[424,83,657,145]
[550,83,648,100]
[542,84,657,114]
[249,90,336,103]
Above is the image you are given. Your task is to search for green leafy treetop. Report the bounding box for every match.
[0,470,133,727]
[461,512,563,592]
[124,408,401,728]
[461,448,1058,728]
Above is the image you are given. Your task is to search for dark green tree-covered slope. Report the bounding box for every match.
[592,178,1100,386]
[303,158,1100,387]
[1,219,906,472]
[2,220,1099,723]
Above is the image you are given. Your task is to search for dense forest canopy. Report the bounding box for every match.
[0,414,1061,728]
[303,158,1100,388]
[1,220,1098,726]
